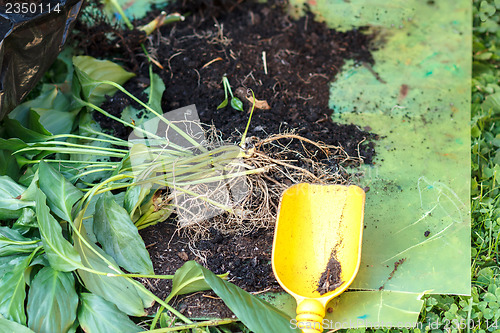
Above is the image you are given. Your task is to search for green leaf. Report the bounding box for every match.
[0,226,40,257]
[172,261,294,333]
[5,113,51,142]
[0,176,35,220]
[35,187,82,272]
[230,97,244,112]
[70,113,113,184]
[0,250,38,325]
[168,260,212,300]
[9,84,81,135]
[124,183,152,221]
[13,208,37,230]
[201,265,294,333]
[78,293,144,333]
[73,56,135,105]
[0,255,26,280]
[217,99,228,110]
[0,148,20,180]
[482,92,500,113]
[38,161,83,222]
[94,192,154,275]
[27,267,78,333]
[0,314,35,333]
[73,211,148,316]
[146,73,165,113]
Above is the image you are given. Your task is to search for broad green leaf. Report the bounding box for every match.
[35,187,82,272]
[27,267,78,333]
[0,226,40,257]
[217,99,228,109]
[0,175,34,220]
[31,86,80,135]
[0,137,28,151]
[168,260,212,301]
[200,262,294,333]
[5,113,51,142]
[78,293,143,333]
[18,166,36,187]
[94,192,154,274]
[146,73,165,113]
[124,183,152,221]
[0,314,35,333]
[73,211,148,316]
[230,97,244,112]
[9,84,80,135]
[167,261,293,332]
[68,113,113,184]
[73,56,135,105]
[13,208,37,230]
[0,148,20,180]
[0,175,26,197]
[38,161,83,222]
[0,250,38,325]
[0,255,26,279]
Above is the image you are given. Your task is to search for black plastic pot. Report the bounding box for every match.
[0,0,83,121]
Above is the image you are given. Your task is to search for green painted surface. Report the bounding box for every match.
[266,0,471,326]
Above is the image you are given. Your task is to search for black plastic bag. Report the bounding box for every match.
[0,0,83,121]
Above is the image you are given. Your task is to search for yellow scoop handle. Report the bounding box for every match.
[272,183,366,333]
[296,298,326,332]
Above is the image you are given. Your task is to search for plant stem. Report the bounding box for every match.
[49,133,129,146]
[107,273,174,279]
[95,80,207,152]
[78,99,166,143]
[240,90,256,147]
[15,146,125,158]
[37,140,129,153]
[68,168,116,182]
[107,0,133,29]
[148,319,238,332]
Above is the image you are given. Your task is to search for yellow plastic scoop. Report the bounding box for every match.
[272,183,365,333]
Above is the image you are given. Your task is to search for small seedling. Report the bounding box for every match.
[217,75,244,111]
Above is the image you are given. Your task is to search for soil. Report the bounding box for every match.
[316,250,343,295]
[73,0,378,317]
[75,0,376,161]
[378,258,406,290]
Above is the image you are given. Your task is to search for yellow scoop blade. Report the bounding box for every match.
[272,183,365,332]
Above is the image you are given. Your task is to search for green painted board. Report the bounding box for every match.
[265,0,471,327]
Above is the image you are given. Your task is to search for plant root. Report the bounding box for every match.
[178,130,363,246]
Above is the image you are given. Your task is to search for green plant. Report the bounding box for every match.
[217,76,244,112]
[0,52,290,332]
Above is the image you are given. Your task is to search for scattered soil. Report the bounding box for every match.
[73,0,378,316]
[316,250,343,295]
[378,257,406,290]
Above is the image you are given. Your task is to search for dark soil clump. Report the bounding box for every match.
[141,221,279,304]
[76,0,376,162]
[316,250,343,294]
